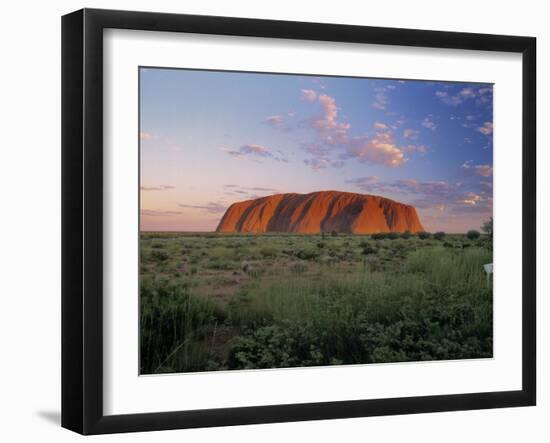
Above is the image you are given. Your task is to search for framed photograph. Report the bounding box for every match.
[62,8,536,435]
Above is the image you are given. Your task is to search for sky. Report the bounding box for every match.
[139,67,493,233]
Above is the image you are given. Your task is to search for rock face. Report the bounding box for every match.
[216,190,424,234]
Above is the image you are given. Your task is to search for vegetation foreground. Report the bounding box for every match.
[140,231,493,374]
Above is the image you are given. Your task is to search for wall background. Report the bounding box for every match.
[0,0,546,441]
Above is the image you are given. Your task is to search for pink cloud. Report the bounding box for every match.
[301,89,318,102]
[140,185,175,191]
[140,131,158,141]
[421,116,437,131]
[178,202,227,214]
[264,115,283,126]
[478,122,493,135]
[346,134,406,168]
[436,86,493,107]
[222,144,288,163]
[458,192,483,206]
[403,128,419,139]
[141,209,182,216]
[462,160,493,177]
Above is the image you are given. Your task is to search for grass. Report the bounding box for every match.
[139,232,492,374]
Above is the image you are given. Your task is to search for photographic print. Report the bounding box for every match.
[139,68,493,375]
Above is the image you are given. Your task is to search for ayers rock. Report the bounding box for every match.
[216,190,424,234]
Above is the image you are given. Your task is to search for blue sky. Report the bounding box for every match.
[140,68,493,233]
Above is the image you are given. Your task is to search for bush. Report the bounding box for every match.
[433,231,446,240]
[386,232,399,240]
[140,276,218,373]
[296,248,320,260]
[417,231,431,240]
[290,261,308,274]
[372,232,387,240]
[466,230,480,240]
[362,245,377,256]
[400,230,412,239]
[151,249,169,262]
[259,246,277,258]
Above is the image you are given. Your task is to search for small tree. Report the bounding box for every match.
[331,230,338,237]
[418,231,431,240]
[433,231,446,240]
[481,217,493,238]
[361,244,377,270]
[466,230,480,240]
[387,232,399,240]
[400,230,412,239]
[480,217,493,249]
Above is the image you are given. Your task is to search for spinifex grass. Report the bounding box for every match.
[140,233,493,373]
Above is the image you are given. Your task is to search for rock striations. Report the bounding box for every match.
[216,190,424,234]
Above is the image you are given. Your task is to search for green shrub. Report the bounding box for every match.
[290,261,308,274]
[433,231,446,240]
[151,249,169,262]
[417,231,431,240]
[467,230,480,240]
[362,245,377,256]
[296,248,320,260]
[259,245,277,258]
[400,230,412,239]
[387,232,399,240]
[140,276,219,373]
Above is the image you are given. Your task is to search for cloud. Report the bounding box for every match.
[421,116,437,131]
[435,85,493,107]
[139,132,183,151]
[222,144,288,162]
[301,89,318,102]
[475,165,493,177]
[300,92,421,170]
[311,77,327,90]
[458,192,483,206]
[178,202,227,214]
[403,144,428,154]
[478,121,493,135]
[240,144,274,157]
[346,175,492,218]
[462,160,493,177]
[140,209,182,216]
[247,186,279,192]
[371,90,388,110]
[140,185,175,191]
[435,90,462,106]
[346,176,451,205]
[223,184,280,198]
[221,148,246,158]
[264,115,283,126]
[403,128,419,139]
[140,132,158,141]
[344,132,407,168]
[370,84,399,111]
[312,94,351,133]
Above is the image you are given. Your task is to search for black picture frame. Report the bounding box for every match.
[62,8,536,435]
